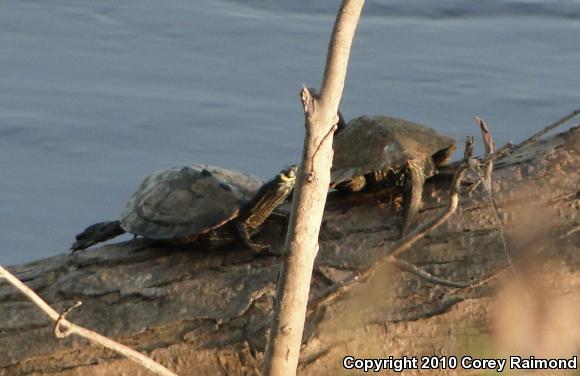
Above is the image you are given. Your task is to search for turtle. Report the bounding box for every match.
[71,164,297,252]
[331,115,456,234]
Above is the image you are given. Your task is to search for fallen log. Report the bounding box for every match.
[1,126,578,376]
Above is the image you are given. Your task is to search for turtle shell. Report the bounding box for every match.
[120,164,263,239]
[332,116,455,183]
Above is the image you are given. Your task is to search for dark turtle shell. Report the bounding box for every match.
[332,116,455,183]
[120,164,263,239]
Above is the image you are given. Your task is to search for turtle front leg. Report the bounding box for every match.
[235,221,270,253]
[401,159,426,236]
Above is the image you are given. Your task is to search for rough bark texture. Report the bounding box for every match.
[0,127,578,376]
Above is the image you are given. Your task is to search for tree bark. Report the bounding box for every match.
[263,1,364,375]
[0,126,578,376]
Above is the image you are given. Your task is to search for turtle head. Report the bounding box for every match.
[278,165,297,186]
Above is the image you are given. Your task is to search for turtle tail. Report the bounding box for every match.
[70,220,125,252]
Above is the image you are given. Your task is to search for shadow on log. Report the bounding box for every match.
[1,127,578,376]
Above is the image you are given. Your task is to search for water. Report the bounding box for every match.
[1,0,579,265]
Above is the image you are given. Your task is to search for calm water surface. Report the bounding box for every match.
[1,0,579,265]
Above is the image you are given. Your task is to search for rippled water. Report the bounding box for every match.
[1,0,579,265]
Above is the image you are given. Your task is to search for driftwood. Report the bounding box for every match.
[0,126,578,376]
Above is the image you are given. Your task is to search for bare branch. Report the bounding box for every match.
[263,1,365,375]
[319,1,365,108]
[474,117,515,274]
[0,265,178,376]
[307,238,475,312]
[515,107,580,148]
[308,137,481,307]
[389,162,468,260]
[475,116,494,187]
[564,223,580,238]
[483,107,580,162]
[388,258,473,288]
[464,135,474,160]
[54,301,82,338]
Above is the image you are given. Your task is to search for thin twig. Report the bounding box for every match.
[364,164,470,289]
[564,223,580,238]
[462,110,578,215]
[389,258,473,288]
[475,117,515,274]
[478,175,514,272]
[0,265,178,376]
[464,136,474,160]
[530,222,580,256]
[307,112,577,321]
[308,138,483,306]
[475,116,494,187]
[54,301,82,338]
[315,135,503,315]
[307,272,360,311]
[514,107,580,148]
[484,108,580,162]
[308,254,502,313]
[390,163,469,260]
